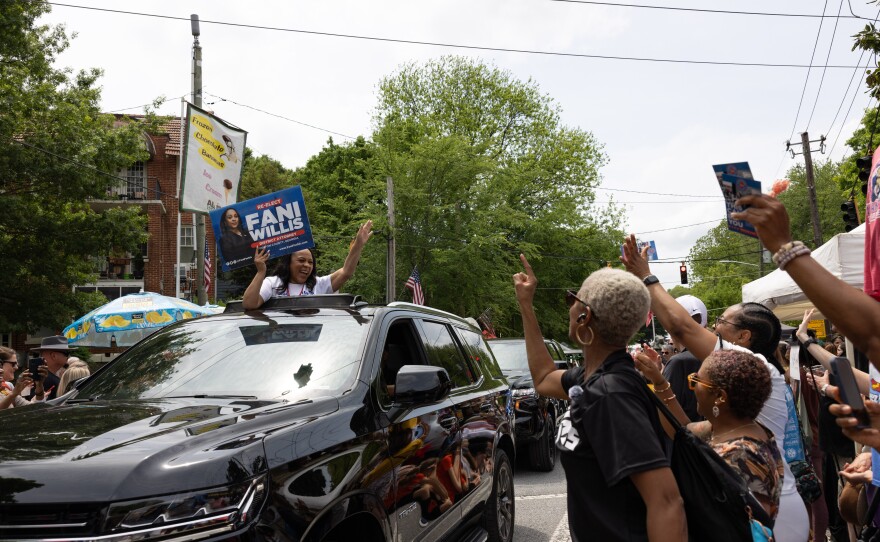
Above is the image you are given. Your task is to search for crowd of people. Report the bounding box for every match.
[515,192,880,541]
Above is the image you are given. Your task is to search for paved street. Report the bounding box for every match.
[513,456,569,542]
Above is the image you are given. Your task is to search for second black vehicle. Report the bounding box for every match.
[486,338,568,472]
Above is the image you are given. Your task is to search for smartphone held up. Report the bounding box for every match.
[830,356,870,429]
[27,356,44,382]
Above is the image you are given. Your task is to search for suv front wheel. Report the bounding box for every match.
[527,412,556,471]
[482,449,514,542]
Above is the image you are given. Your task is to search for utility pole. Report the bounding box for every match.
[191,14,207,305]
[786,132,825,249]
[386,176,396,303]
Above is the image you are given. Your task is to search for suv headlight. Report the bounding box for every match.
[511,387,536,398]
[100,475,267,542]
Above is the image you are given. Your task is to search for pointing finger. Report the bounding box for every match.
[519,253,535,278]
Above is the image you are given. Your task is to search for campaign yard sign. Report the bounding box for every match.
[209,186,314,272]
[712,162,762,239]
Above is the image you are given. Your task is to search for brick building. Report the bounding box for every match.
[5,116,217,356]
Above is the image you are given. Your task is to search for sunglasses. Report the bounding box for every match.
[566,290,599,320]
[714,316,742,329]
[2,360,18,368]
[687,372,718,391]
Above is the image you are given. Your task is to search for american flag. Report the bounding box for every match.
[405,267,424,305]
[203,234,212,298]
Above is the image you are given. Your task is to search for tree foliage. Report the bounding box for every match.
[0,2,149,331]
[373,56,624,340]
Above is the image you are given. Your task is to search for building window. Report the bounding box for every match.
[0,334,10,348]
[180,226,194,248]
[112,161,146,199]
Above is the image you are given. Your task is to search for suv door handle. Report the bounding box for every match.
[438,416,458,430]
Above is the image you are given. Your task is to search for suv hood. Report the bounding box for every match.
[0,396,338,503]
[501,370,534,389]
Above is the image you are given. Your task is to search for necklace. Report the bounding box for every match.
[710,422,758,443]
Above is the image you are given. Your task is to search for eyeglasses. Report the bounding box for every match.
[714,316,742,329]
[687,372,718,391]
[566,290,599,320]
[2,359,18,368]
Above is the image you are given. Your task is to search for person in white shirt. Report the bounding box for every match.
[242,220,373,309]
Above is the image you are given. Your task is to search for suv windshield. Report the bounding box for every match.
[487,341,530,372]
[76,315,368,402]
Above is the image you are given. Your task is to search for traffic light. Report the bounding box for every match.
[857,155,872,196]
[679,262,688,285]
[842,200,860,231]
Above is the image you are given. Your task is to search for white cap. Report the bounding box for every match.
[676,295,707,328]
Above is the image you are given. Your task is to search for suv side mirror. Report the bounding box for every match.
[394,365,452,405]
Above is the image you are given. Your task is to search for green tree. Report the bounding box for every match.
[0,2,150,331]
[373,56,623,340]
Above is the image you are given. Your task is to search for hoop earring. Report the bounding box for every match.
[576,326,594,347]
[712,404,720,418]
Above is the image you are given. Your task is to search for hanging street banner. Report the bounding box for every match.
[208,186,315,272]
[180,102,247,213]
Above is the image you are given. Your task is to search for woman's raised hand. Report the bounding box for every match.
[731,194,793,254]
[253,247,270,274]
[513,254,538,306]
[634,347,664,385]
[620,234,652,280]
[796,309,815,343]
[354,220,374,249]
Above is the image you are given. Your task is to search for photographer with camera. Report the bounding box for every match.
[0,346,48,408]
[24,336,71,401]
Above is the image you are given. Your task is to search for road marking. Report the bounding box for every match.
[550,512,570,542]
[515,493,567,501]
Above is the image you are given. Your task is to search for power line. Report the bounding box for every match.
[597,186,719,198]
[204,92,357,140]
[548,0,870,19]
[828,61,874,157]
[634,218,724,235]
[805,0,845,131]
[787,0,830,142]
[46,2,866,69]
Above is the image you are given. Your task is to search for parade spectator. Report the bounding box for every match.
[218,207,255,265]
[26,335,71,401]
[0,366,47,409]
[1,346,16,394]
[662,295,708,422]
[513,255,687,541]
[731,194,880,371]
[57,360,90,396]
[622,235,810,542]
[242,220,373,309]
[636,348,782,519]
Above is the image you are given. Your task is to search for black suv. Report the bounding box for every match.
[486,338,567,472]
[0,295,515,542]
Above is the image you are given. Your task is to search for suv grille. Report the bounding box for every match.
[0,503,104,538]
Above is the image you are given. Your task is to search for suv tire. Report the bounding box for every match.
[527,413,556,471]
[483,449,514,542]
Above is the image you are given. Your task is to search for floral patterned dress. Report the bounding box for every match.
[710,426,783,519]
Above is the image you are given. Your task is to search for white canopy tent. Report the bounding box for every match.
[741,224,866,322]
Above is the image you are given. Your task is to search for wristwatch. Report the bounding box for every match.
[642,274,660,286]
[800,337,818,348]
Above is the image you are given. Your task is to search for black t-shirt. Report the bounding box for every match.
[25,371,60,401]
[661,349,703,423]
[557,350,670,542]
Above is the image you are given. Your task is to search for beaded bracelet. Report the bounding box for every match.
[772,241,811,271]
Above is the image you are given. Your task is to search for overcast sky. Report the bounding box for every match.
[40,0,878,290]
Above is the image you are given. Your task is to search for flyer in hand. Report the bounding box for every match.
[712,162,762,239]
[620,239,658,261]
